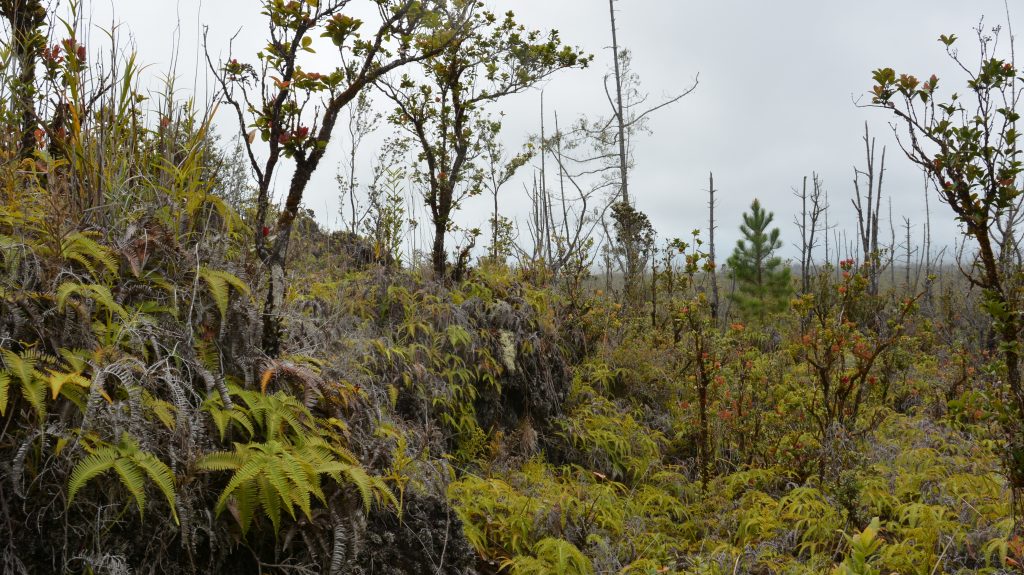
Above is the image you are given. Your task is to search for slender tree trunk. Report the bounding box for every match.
[904,217,912,288]
[492,185,499,262]
[824,188,831,267]
[696,343,711,489]
[889,198,897,289]
[799,176,809,293]
[708,173,720,322]
[608,0,637,293]
[261,156,319,355]
[609,0,629,207]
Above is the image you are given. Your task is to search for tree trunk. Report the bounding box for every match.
[608,0,637,294]
[432,220,447,278]
[1,0,45,160]
[697,354,711,490]
[708,173,720,322]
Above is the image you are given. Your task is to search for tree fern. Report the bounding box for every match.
[68,433,178,523]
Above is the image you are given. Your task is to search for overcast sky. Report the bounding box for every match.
[81,0,1021,262]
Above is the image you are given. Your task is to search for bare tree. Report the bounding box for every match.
[522,112,617,277]
[708,173,721,321]
[482,134,532,264]
[902,216,915,288]
[336,91,381,234]
[591,1,698,299]
[851,123,886,295]
[793,172,826,293]
[888,197,897,288]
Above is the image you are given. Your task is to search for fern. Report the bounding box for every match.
[198,386,392,534]
[503,538,594,575]
[1,348,48,420]
[56,281,128,318]
[203,392,255,441]
[68,433,178,523]
[198,439,386,534]
[0,372,8,416]
[198,266,249,322]
[45,369,90,400]
[59,231,117,277]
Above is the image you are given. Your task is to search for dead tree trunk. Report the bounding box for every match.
[708,173,721,322]
[793,173,825,292]
[852,123,886,295]
[608,0,638,296]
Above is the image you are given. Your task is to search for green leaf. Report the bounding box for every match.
[0,372,8,416]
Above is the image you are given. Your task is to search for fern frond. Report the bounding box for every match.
[234,478,258,535]
[256,473,283,532]
[263,453,294,501]
[46,369,90,400]
[142,391,177,430]
[342,464,374,513]
[132,449,179,524]
[0,372,8,416]
[199,266,249,321]
[1,349,46,420]
[214,456,266,515]
[61,232,118,277]
[67,435,178,523]
[113,457,148,517]
[197,450,245,471]
[68,450,118,505]
[56,282,127,318]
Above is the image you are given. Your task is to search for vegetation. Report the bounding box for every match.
[726,199,792,323]
[0,2,1021,574]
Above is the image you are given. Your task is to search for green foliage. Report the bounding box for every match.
[869,25,1024,495]
[727,199,792,322]
[68,433,178,524]
[198,266,250,322]
[200,438,362,534]
[199,386,393,534]
[503,537,594,575]
[834,518,883,575]
[0,5,1020,575]
[380,7,589,275]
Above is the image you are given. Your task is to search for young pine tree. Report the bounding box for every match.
[727,199,793,323]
